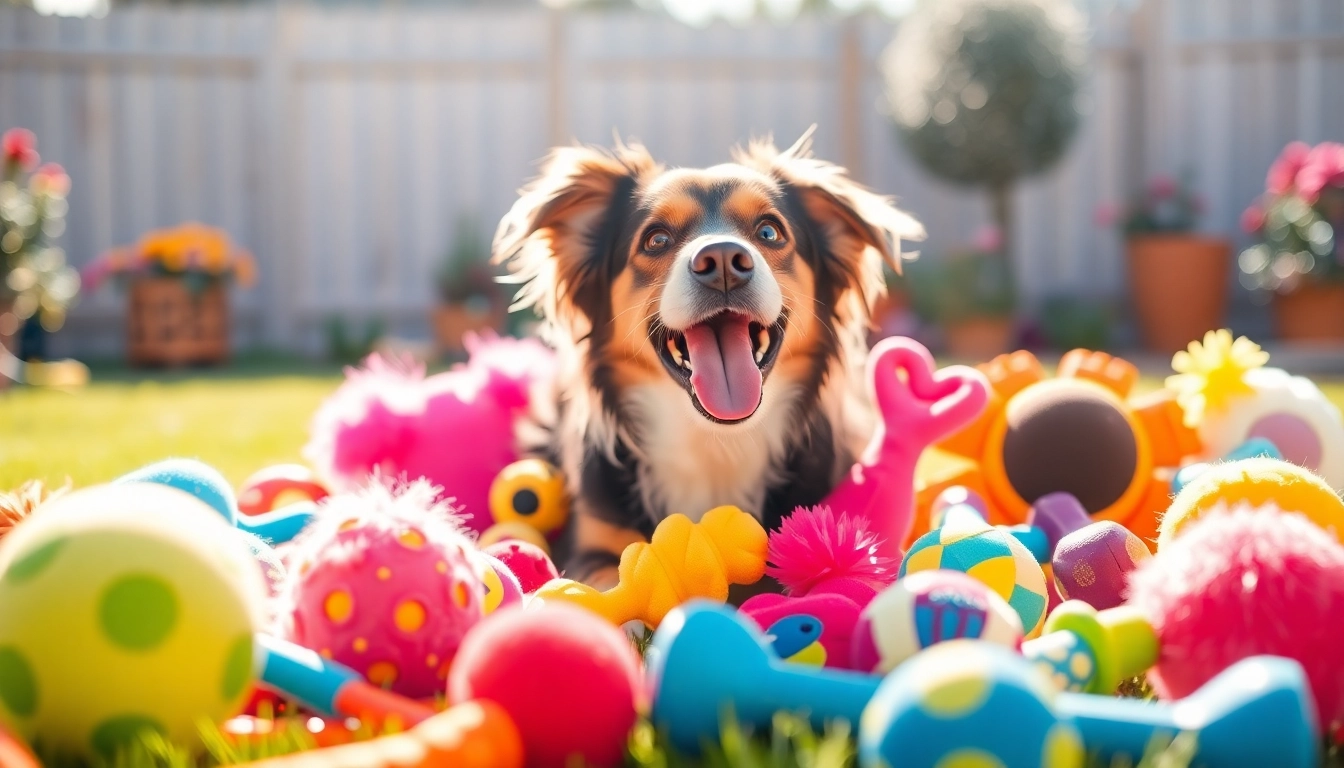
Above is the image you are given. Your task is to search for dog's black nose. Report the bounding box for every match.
[690,242,754,292]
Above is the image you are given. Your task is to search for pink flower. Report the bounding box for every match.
[1147,174,1178,200]
[1094,201,1120,228]
[971,225,1002,253]
[1240,204,1265,234]
[1,128,39,172]
[30,162,70,198]
[1267,141,1312,195]
[1295,142,1344,203]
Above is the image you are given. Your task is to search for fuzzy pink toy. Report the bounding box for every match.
[741,505,900,669]
[304,333,557,535]
[1128,502,1344,725]
[279,481,486,699]
[484,539,559,594]
[821,337,990,559]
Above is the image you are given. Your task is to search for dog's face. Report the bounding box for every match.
[496,131,924,428]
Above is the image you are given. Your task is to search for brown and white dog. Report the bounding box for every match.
[493,130,924,587]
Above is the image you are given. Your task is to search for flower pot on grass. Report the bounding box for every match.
[1127,234,1230,354]
[1272,283,1344,342]
[944,316,1017,360]
[127,277,229,367]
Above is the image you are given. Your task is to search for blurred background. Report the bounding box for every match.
[1,0,1343,371]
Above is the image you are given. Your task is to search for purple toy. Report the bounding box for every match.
[1030,493,1151,610]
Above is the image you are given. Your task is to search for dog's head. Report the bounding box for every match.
[495,130,923,426]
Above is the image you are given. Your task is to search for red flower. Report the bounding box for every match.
[30,163,70,198]
[1147,174,1178,200]
[1267,141,1312,196]
[1295,142,1344,203]
[1093,201,1120,228]
[1240,204,1265,234]
[1,128,39,172]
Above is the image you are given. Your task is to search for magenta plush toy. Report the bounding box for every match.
[278,480,486,699]
[304,333,557,535]
[819,336,990,559]
[741,505,899,669]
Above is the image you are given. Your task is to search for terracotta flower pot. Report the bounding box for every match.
[1273,283,1344,342]
[127,278,229,367]
[944,316,1016,361]
[432,302,506,355]
[1126,235,1230,354]
[0,301,17,390]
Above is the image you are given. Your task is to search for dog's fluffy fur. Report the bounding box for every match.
[494,129,923,586]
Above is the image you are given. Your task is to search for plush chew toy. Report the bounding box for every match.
[305,334,558,535]
[1166,329,1344,491]
[915,349,1202,547]
[899,501,1049,635]
[818,336,990,559]
[232,701,523,768]
[851,569,1023,674]
[254,634,436,730]
[1029,492,1151,610]
[448,604,643,768]
[1132,501,1344,725]
[116,458,315,544]
[648,601,881,754]
[237,464,329,516]
[533,505,767,628]
[860,640,1319,768]
[740,505,899,668]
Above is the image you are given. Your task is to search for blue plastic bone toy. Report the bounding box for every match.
[116,458,315,544]
[648,601,881,754]
[859,640,1318,768]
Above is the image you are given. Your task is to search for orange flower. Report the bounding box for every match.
[234,252,257,287]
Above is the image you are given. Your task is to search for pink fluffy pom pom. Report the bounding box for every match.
[1129,502,1344,725]
[766,505,899,603]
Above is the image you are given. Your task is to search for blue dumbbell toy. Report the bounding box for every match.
[860,640,1318,768]
[647,601,881,754]
[116,458,315,544]
[1170,438,1282,495]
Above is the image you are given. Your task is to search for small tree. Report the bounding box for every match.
[881,0,1087,294]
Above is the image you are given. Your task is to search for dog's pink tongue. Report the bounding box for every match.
[683,314,762,421]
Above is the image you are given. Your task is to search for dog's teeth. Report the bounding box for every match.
[667,338,684,367]
[755,328,771,363]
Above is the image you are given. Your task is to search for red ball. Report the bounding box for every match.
[484,539,559,594]
[238,464,329,516]
[1129,503,1344,723]
[448,604,642,768]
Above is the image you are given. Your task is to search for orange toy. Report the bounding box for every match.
[915,349,1202,549]
[533,505,768,628]
[0,723,38,768]
[233,701,523,768]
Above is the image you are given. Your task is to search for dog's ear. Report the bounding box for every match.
[494,143,661,336]
[735,128,925,317]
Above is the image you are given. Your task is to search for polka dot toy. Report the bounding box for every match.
[477,552,523,614]
[279,481,485,699]
[899,507,1049,635]
[0,483,266,761]
[851,570,1024,674]
[858,640,1083,768]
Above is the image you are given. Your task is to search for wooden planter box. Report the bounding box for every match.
[1274,283,1344,343]
[127,278,229,367]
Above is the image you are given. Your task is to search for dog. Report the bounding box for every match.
[493,129,924,588]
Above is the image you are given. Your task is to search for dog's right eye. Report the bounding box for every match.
[644,230,671,251]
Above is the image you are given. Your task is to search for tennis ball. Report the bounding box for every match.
[0,483,266,761]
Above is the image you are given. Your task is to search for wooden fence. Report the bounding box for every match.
[1,0,1341,355]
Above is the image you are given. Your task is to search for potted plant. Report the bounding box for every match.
[432,216,506,356]
[1239,141,1344,342]
[1100,172,1229,354]
[0,129,80,385]
[908,227,1017,360]
[83,223,257,367]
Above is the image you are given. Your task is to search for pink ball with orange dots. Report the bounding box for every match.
[279,482,486,699]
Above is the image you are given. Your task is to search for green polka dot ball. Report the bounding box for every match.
[0,482,266,761]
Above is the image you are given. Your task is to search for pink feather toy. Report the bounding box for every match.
[742,505,899,669]
[304,333,556,535]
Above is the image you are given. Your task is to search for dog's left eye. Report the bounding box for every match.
[645,230,671,251]
[757,222,781,242]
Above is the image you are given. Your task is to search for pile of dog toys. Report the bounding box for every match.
[1,329,1343,768]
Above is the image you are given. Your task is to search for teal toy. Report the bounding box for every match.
[859,641,1318,768]
[648,601,880,754]
[1170,438,1282,495]
[116,458,315,544]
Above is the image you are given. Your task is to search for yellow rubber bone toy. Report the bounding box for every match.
[533,505,768,628]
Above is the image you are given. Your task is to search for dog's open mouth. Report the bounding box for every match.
[653,311,786,424]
